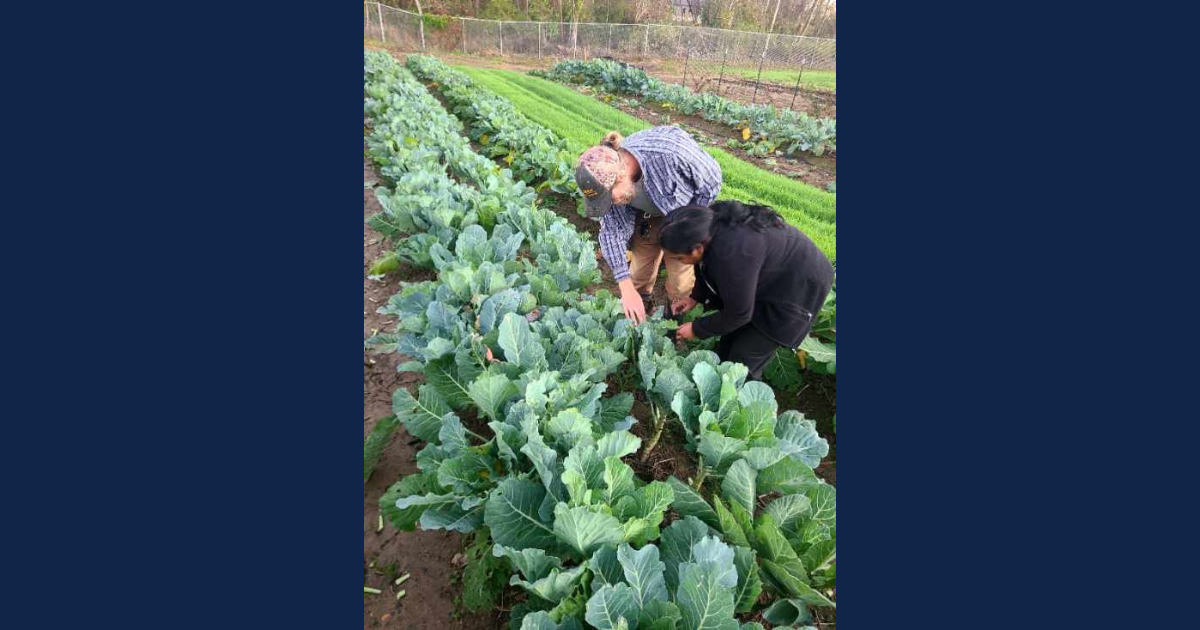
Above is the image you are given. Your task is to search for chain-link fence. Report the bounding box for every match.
[364,3,836,71]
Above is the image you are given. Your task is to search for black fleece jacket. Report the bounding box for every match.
[690,221,834,348]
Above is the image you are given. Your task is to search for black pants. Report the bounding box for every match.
[717,324,784,381]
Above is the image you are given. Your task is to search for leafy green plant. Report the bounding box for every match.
[632,324,690,460]
[762,347,804,392]
[539,59,836,157]
[408,55,576,195]
[462,528,510,612]
[663,473,836,623]
[660,396,836,623]
[798,336,836,375]
[764,278,836,388]
[583,533,742,630]
[422,13,450,29]
[798,280,836,374]
[364,415,398,484]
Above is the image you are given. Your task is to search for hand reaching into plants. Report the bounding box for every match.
[671,296,697,316]
[675,322,696,340]
[618,280,646,324]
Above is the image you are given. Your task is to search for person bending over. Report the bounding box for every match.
[659,200,834,381]
[575,126,722,322]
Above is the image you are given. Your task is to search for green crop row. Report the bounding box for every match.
[457,66,836,263]
[538,59,835,157]
[405,55,577,195]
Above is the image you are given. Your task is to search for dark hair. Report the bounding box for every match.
[659,200,784,253]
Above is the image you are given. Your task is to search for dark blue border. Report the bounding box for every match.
[9,1,1184,626]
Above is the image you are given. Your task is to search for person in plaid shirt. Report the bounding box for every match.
[575,126,722,323]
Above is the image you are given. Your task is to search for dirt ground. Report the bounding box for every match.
[364,155,502,629]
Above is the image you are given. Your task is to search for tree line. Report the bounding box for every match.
[375,0,837,39]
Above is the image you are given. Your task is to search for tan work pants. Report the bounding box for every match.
[627,215,695,303]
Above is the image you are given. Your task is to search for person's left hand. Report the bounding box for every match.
[671,296,698,316]
[675,322,696,341]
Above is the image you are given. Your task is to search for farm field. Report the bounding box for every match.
[592,97,837,192]
[364,49,836,630]
[532,58,835,191]
[364,44,834,118]
[537,59,834,160]
[455,65,836,264]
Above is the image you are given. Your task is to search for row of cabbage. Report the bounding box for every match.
[635,328,836,627]
[365,48,690,628]
[364,54,598,308]
[400,53,835,390]
[364,49,834,629]
[537,59,836,158]
[406,54,577,198]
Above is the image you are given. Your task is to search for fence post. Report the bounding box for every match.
[499,21,503,56]
[789,60,805,111]
[377,3,386,44]
[538,22,543,59]
[716,46,727,96]
[753,0,782,106]
[683,48,690,91]
[752,35,772,105]
[414,0,426,50]
[643,24,649,59]
[572,23,578,59]
[608,24,613,56]
[462,18,468,54]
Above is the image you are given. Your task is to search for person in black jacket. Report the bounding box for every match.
[659,201,834,380]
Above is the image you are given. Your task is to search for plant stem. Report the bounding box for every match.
[693,457,708,489]
[641,417,665,463]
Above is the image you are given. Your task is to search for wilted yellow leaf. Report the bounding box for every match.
[481,133,489,145]
[742,127,751,141]
[505,153,514,165]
